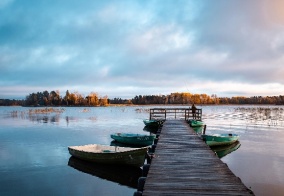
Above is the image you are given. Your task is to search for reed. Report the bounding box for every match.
[135,108,150,113]
[234,107,284,126]
[28,108,65,114]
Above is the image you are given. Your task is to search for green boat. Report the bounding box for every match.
[210,141,241,158]
[189,119,205,127]
[201,133,239,147]
[143,119,162,127]
[68,144,148,167]
[111,133,155,146]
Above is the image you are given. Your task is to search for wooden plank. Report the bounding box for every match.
[142,120,254,196]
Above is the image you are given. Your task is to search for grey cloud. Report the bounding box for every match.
[1,0,284,99]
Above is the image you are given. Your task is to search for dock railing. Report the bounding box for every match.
[149,108,202,121]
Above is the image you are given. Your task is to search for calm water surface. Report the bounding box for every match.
[0,105,284,196]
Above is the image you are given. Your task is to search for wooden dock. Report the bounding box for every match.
[142,120,253,195]
[149,108,202,121]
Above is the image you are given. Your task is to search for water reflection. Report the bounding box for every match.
[68,156,141,188]
[27,114,61,123]
[143,126,159,134]
[7,108,62,123]
[6,108,99,125]
[210,141,241,158]
[192,126,205,135]
[1,106,284,195]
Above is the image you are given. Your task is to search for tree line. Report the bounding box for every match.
[1,91,284,106]
[0,90,109,106]
[129,93,284,105]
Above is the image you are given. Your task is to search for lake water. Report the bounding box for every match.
[0,105,284,196]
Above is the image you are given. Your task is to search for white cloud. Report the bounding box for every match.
[190,49,228,65]
[99,66,110,78]
[128,24,192,55]
[2,0,284,99]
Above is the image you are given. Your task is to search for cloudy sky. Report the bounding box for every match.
[1,0,284,99]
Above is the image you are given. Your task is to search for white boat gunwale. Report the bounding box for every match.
[68,144,147,153]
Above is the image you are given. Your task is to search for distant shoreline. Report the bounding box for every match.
[2,91,284,106]
[1,103,283,107]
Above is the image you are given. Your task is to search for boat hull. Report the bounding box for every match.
[188,119,205,127]
[210,141,241,158]
[202,134,239,147]
[143,119,161,127]
[68,144,148,167]
[111,133,155,146]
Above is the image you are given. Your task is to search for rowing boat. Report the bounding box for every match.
[201,133,239,147]
[68,144,148,167]
[111,133,155,146]
[143,119,163,127]
[188,119,205,127]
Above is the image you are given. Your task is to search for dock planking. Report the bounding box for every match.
[142,120,254,195]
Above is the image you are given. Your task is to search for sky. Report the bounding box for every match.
[1,0,284,99]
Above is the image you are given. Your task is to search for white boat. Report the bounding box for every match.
[68,144,148,167]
